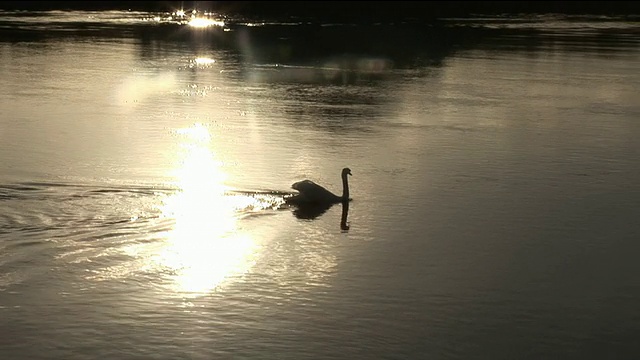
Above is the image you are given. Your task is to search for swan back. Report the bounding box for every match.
[285,168,352,205]
[290,180,340,203]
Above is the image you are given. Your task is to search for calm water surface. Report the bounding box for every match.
[1,10,639,359]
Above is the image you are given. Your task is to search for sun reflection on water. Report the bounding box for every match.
[157,123,258,297]
[188,17,225,28]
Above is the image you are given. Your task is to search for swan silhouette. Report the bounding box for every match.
[285,167,352,205]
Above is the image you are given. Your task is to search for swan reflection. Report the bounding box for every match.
[292,202,334,220]
[340,200,350,231]
[289,200,350,231]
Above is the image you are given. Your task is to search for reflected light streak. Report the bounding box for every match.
[188,18,225,28]
[157,123,257,297]
[192,57,216,69]
[194,57,215,65]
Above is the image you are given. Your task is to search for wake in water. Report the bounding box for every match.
[0,181,313,237]
[0,180,341,292]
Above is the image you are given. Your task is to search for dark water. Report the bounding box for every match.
[1,10,639,359]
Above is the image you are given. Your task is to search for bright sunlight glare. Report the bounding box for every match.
[194,57,215,65]
[188,18,225,28]
[157,123,258,297]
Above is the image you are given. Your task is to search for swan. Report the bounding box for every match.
[285,167,352,205]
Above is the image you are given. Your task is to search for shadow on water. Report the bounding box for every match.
[3,11,637,142]
[119,16,640,135]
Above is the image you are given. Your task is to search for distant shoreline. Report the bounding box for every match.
[0,1,638,20]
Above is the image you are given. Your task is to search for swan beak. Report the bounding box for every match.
[348,170,352,176]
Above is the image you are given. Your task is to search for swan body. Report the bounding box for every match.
[285,168,352,205]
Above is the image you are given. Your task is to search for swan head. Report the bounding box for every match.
[342,168,352,177]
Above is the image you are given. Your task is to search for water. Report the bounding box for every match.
[1,10,640,359]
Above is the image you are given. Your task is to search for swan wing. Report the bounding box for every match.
[291,180,338,202]
[292,180,321,193]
